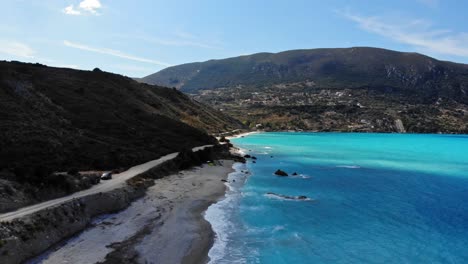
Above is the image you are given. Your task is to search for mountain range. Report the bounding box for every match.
[141,47,468,133]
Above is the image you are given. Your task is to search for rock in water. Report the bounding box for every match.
[266,192,309,201]
[292,172,298,176]
[274,169,288,176]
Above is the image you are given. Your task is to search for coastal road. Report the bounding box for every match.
[0,145,213,222]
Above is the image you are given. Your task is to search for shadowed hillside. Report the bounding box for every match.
[0,61,242,173]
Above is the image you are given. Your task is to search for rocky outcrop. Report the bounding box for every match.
[266,192,310,201]
[274,169,288,176]
[0,172,101,213]
[394,119,406,133]
[0,182,150,264]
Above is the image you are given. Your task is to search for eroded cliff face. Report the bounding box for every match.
[0,183,150,264]
[0,172,101,213]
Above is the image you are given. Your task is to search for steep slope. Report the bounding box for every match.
[142,47,468,133]
[0,61,242,174]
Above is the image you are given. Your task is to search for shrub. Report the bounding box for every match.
[33,166,52,183]
[219,136,230,143]
[14,167,29,182]
[4,185,14,196]
[67,168,80,176]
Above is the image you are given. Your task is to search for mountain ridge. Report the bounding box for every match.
[141,47,468,99]
[141,47,468,133]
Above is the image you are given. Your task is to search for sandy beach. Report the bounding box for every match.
[33,160,235,264]
[226,131,259,140]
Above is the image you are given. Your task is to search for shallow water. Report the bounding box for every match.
[206,132,468,263]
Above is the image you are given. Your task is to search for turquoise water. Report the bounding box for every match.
[206,132,468,263]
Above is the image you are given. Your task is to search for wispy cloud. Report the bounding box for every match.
[416,0,439,8]
[121,30,223,50]
[137,35,222,50]
[0,40,35,58]
[173,31,196,40]
[63,5,81,15]
[63,0,102,16]
[341,11,468,57]
[63,40,171,66]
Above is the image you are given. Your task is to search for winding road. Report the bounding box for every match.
[0,145,213,222]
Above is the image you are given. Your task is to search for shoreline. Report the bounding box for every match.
[32,160,236,264]
[226,131,260,140]
[204,164,247,263]
[204,148,251,263]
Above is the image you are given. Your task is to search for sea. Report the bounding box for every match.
[205,132,468,264]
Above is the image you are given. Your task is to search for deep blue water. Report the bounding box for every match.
[206,132,468,264]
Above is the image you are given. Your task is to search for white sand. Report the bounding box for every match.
[226,131,259,140]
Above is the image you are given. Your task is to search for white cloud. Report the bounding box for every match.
[342,11,468,58]
[0,40,35,58]
[63,5,81,15]
[63,40,171,66]
[79,0,102,14]
[63,0,102,16]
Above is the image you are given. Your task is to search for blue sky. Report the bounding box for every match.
[1,0,468,77]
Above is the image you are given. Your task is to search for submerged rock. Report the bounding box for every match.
[292,172,298,176]
[266,192,310,201]
[274,169,288,176]
[244,154,251,158]
[252,156,257,160]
